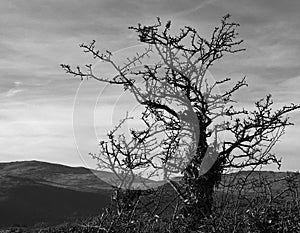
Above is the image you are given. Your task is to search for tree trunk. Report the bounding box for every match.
[180,120,223,227]
[181,160,222,220]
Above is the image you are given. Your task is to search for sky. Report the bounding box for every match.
[0,0,300,171]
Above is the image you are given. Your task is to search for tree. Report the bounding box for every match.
[61,15,299,228]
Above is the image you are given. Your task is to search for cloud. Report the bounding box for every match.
[0,0,299,170]
[5,88,23,97]
[2,79,23,98]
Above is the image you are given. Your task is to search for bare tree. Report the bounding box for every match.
[61,15,299,227]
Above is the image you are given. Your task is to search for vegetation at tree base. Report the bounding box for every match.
[59,15,300,232]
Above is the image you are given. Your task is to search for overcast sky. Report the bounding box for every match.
[0,0,299,171]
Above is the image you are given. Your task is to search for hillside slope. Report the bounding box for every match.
[0,161,112,227]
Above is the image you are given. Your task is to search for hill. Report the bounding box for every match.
[0,161,113,227]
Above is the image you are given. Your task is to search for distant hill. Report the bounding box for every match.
[0,161,113,227]
[220,170,300,191]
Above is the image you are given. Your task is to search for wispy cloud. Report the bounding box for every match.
[5,89,23,97]
[4,81,23,97]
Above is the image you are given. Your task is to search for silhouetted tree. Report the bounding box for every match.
[61,15,299,229]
